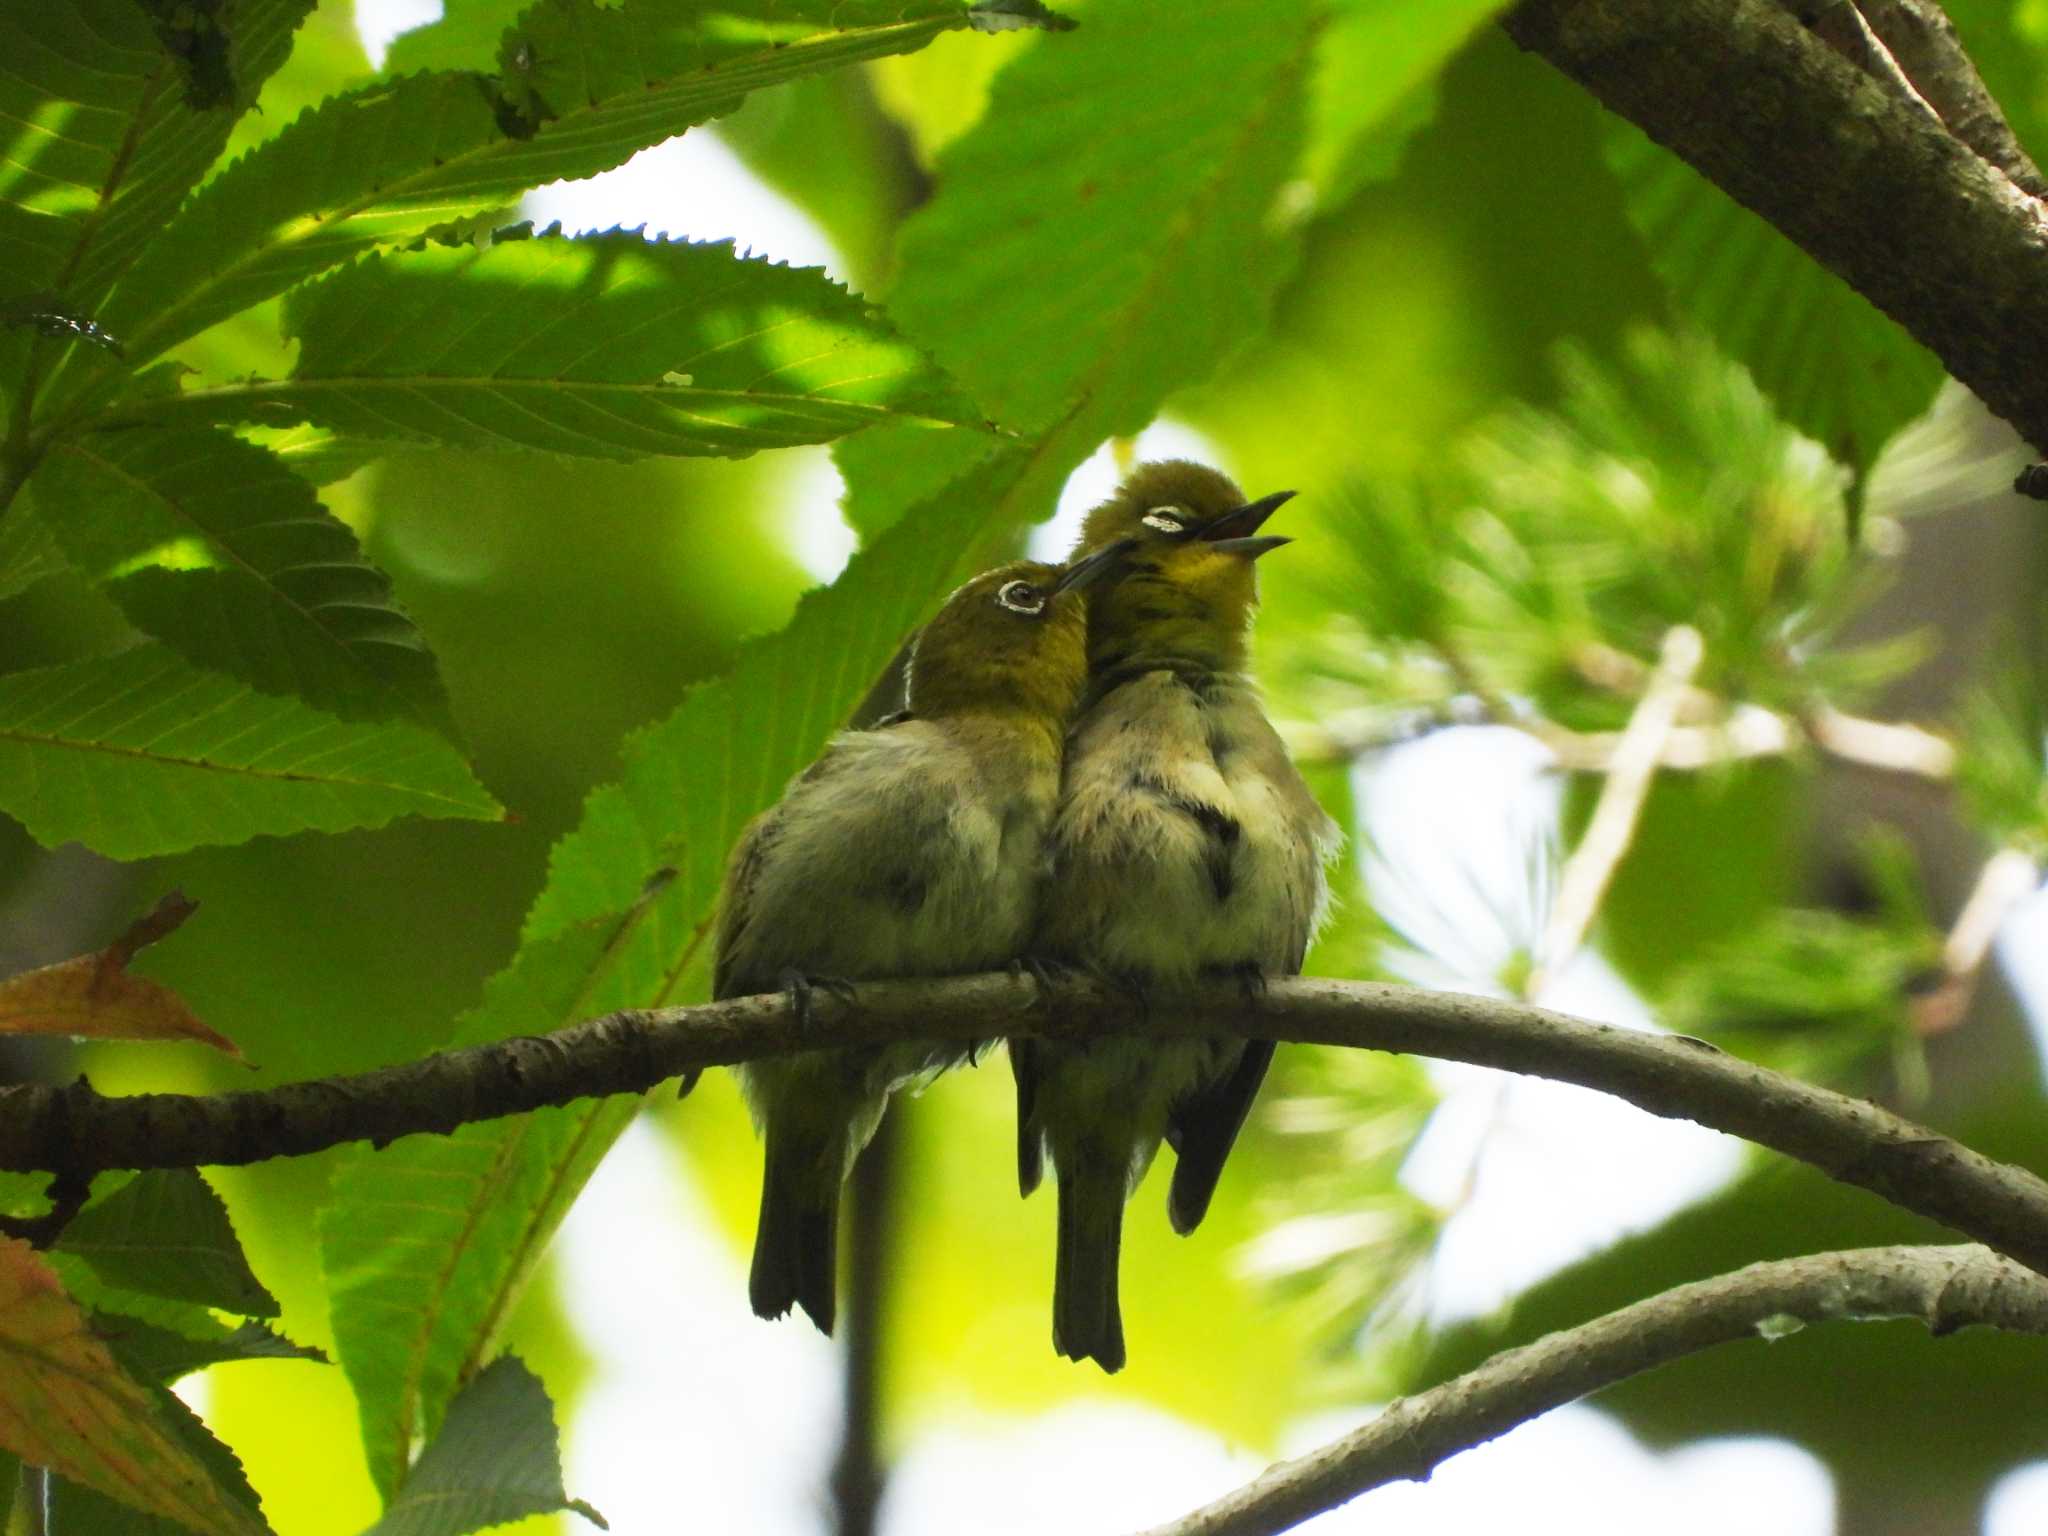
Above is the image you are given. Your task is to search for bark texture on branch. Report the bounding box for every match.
[1134,1244,2048,1536]
[9,975,2048,1284]
[1501,0,2048,451]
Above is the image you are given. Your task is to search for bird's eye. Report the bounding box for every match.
[996,579,1046,615]
[1141,505,1188,534]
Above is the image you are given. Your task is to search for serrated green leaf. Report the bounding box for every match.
[834,419,1000,541]
[95,1316,323,1384]
[56,1170,278,1320]
[381,1,529,76]
[1605,124,1945,476]
[49,0,1060,408]
[45,1241,315,1373]
[0,0,310,312]
[363,1357,603,1536]
[0,644,500,858]
[1303,0,1510,211]
[32,427,447,723]
[244,425,394,487]
[321,921,638,1503]
[889,0,1315,437]
[110,232,982,459]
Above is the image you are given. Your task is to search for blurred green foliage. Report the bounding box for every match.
[5,0,2048,1533]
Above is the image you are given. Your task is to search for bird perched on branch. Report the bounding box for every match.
[1014,460,1341,1372]
[720,543,1131,1334]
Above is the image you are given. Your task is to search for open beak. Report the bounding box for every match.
[1200,489,1296,558]
[1054,536,1138,594]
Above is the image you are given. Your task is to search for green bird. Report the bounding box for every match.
[719,544,1131,1334]
[1013,460,1341,1372]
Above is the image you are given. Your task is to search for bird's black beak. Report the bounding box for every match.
[1200,489,1296,558]
[1054,537,1138,594]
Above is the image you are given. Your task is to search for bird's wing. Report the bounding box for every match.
[1167,693,1340,1234]
[713,731,879,999]
[713,805,780,1001]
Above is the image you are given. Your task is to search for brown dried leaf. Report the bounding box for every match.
[0,1237,269,1536]
[0,893,239,1055]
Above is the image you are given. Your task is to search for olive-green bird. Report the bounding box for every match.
[1013,460,1341,1372]
[719,544,1131,1334]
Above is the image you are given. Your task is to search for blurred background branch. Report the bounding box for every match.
[1140,1244,2048,1536]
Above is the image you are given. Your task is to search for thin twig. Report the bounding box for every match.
[1913,844,2043,1035]
[8,975,2048,1283]
[1528,626,1703,994]
[1285,699,1953,780]
[1804,705,1957,778]
[1133,1244,2048,1536]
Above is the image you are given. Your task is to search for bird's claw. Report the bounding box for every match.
[1010,955,1078,1008]
[780,970,858,1035]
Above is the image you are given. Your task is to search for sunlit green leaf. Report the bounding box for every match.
[244,425,394,487]
[32,427,447,723]
[380,0,528,76]
[0,644,500,858]
[0,0,310,310]
[1302,0,1511,211]
[44,0,1068,410]
[890,0,1316,437]
[109,233,983,459]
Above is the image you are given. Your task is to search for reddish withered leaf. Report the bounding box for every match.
[0,1237,269,1535]
[0,893,241,1056]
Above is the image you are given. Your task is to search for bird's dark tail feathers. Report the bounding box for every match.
[751,1129,839,1335]
[1053,1163,1127,1373]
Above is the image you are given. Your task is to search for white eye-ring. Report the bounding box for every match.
[1141,505,1188,533]
[996,579,1046,615]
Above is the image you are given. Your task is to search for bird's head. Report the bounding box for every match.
[905,542,1135,727]
[1072,460,1295,674]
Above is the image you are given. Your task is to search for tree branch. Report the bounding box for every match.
[1501,0,2048,452]
[1852,0,2048,198]
[9,976,2048,1280]
[1133,1243,2048,1536]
